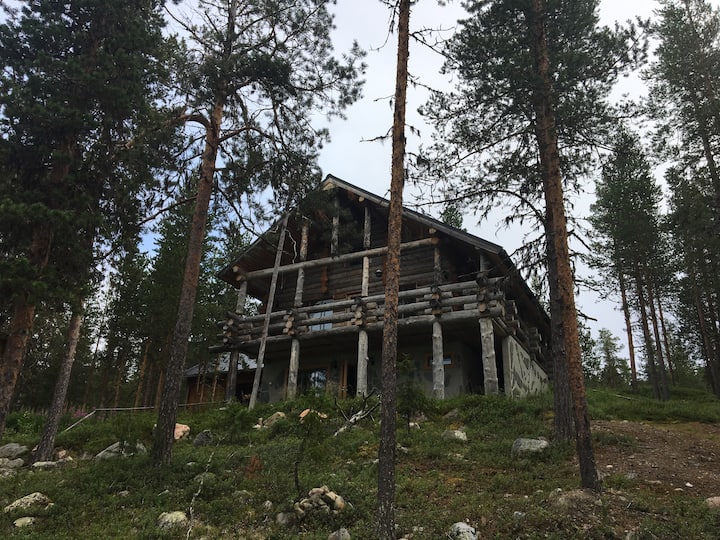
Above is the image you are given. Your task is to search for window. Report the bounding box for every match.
[309,299,333,331]
[298,368,328,393]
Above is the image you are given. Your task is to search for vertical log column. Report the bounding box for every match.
[225,281,247,401]
[287,221,309,399]
[430,242,445,399]
[356,205,371,397]
[480,318,499,395]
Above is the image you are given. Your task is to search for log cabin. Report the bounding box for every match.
[215,175,550,403]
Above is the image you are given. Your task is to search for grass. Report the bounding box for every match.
[1,387,719,539]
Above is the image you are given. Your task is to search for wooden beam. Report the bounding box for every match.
[480,317,499,394]
[234,237,438,282]
[431,319,444,399]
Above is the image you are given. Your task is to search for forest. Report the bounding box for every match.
[0,0,719,508]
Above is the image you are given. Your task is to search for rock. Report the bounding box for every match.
[511,438,549,457]
[94,441,147,460]
[0,457,25,469]
[0,443,29,459]
[262,411,286,428]
[443,408,461,421]
[157,510,189,529]
[550,488,601,513]
[448,521,477,539]
[4,492,52,514]
[442,429,468,442]
[705,496,720,509]
[193,429,214,447]
[262,500,274,513]
[275,511,295,527]
[14,517,37,527]
[31,461,57,470]
[174,423,190,440]
[329,527,351,540]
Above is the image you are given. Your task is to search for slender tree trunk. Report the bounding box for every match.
[635,280,661,400]
[134,340,151,408]
[152,98,224,465]
[248,215,289,409]
[655,294,675,384]
[696,292,720,395]
[0,227,53,438]
[112,347,128,410]
[378,0,410,536]
[647,286,670,399]
[35,303,84,462]
[619,271,638,390]
[527,0,599,490]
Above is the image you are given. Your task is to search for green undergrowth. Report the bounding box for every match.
[1,387,719,539]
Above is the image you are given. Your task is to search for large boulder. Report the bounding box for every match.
[0,443,29,459]
[442,429,468,443]
[511,437,549,457]
[157,511,189,530]
[448,522,477,539]
[94,441,147,460]
[4,492,53,514]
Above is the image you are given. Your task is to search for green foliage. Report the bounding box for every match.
[4,410,44,437]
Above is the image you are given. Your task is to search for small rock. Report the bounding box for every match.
[94,441,147,460]
[0,443,29,459]
[13,516,36,527]
[705,496,720,509]
[262,500,274,513]
[118,490,130,497]
[408,422,421,430]
[443,408,461,421]
[442,429,468,443]
[157,511,188,529]
[174,424,190,440]
[0,457,25,469]
[4,492,52,514]
[262,411,286,428]
[511,438,549,457]
[328,527,351,540]
[31,461,56,470]
[276,512,295,527]
[448,521,477,539]
[193,429,214,447]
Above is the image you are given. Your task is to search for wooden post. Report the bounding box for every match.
[226,281,247,401]
[287,221,309,399]
[480,317,499,394]
[249,215,289,409]
[357,206,371,397]
[431,319,445,399]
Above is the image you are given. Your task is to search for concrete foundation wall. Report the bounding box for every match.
[501,335,548,398]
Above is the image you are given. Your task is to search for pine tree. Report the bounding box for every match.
[0,0,174,437]
[151,0,365,464]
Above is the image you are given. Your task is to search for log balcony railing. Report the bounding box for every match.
[220,279,544,361]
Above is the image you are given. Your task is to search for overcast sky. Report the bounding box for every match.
[316,0,659,353]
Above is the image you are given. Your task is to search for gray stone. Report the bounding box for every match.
[4,492,52,514]
[193,429,214,447]
[262,411,286,428]
[31,461,57,470]
[511,437,549,457]
[275,511,295,527]
[0,457,24,469]
[0,443,29,459]
[157,510,189,529]
[442,429,468,442]
[448,521,477,539]
[13,516,36,527]
[705,496,720,509]
[328,527,351,540]
[94,441,147,460]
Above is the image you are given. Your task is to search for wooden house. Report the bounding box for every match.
[216,175,550,403]
[185,353,256,404]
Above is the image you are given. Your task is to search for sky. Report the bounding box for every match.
[316,0,659,354]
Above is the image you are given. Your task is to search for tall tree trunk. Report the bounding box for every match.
[527,0,599,490]
[655,294,675,384]
[635,280,662,400]
[112,347,128,410]
[152,98,224,465]
[35,302,84,462]
[134,340,151,409]
[378,0,410,536]
[619,271,638,390]
[0,226,53,438]
[647,286,670,399]
[248,215,289,409]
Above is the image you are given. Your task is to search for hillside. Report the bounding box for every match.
[1,389,720,539]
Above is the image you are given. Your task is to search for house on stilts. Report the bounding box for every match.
[215,175,550,403]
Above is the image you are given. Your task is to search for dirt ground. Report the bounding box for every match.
[592,419,720,498]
